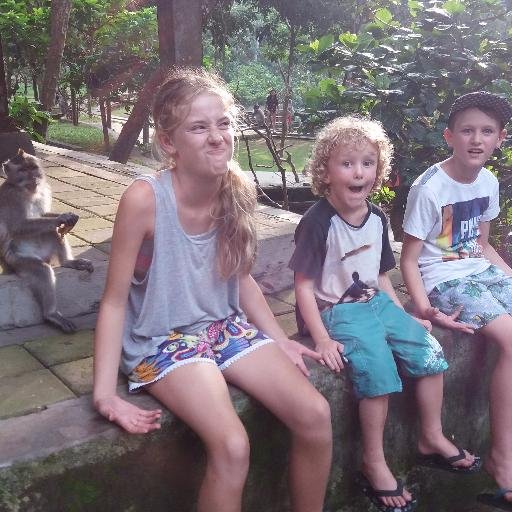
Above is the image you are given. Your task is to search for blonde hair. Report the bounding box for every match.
[307,116,393,197]
[152,67,257,279]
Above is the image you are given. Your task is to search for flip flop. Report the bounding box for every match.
[355,472,418,512]
[477,489,512,510]
[416,446,481,473]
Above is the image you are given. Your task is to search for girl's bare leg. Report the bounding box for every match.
[147,362,249,512]
[224,343,332,512]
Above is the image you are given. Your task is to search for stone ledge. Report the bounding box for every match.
[0,329,497,512]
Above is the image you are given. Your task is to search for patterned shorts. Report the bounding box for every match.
[321,291,447,399]
[429,265,512,329]
[128,315,273,392]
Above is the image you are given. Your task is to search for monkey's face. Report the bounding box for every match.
[4,153,44,192]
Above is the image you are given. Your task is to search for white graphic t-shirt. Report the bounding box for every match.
[403,164,499,294]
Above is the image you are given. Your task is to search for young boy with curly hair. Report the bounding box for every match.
[289,116,479,512]
[401,91,512,510]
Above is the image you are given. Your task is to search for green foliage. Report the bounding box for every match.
[370,186,395,206]
[227,62,282,106]
[300,0,512,183]
[8,96,52,142]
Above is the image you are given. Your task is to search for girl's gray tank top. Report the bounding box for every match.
[120,170,240,375]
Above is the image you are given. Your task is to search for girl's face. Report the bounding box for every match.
[159,92,234,181]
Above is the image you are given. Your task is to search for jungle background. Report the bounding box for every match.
[1,0,512,253]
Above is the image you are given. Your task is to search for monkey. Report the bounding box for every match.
[0,149,94,333]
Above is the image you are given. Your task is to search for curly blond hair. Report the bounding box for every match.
[307,116,393,197]
[152,67,257,280]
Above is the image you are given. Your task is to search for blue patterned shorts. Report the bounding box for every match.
[428,265,512,329]
[128,316,273,392]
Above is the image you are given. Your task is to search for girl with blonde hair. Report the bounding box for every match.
[93,67,332,512]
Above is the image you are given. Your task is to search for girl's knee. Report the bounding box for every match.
[207,428,250,476]
[294,394,332,438]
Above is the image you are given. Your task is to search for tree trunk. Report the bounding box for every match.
[39,0,72,137]
[108,68,166,163]
[0,33,9,117]
[0,32,19,133]
[106,98,112,128]
[99,98,110,152]
[32,75,39,102]
[109,0,203,163]
[70,87,78,125]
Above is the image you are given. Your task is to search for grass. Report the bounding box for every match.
[235,138,313,173]
[47,120,111,153]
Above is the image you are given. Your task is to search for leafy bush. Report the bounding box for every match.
[8,96,52,143]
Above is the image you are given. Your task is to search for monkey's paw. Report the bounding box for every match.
[57,213,79,230]
[74,258,94,273]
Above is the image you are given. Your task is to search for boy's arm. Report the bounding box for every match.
[479,221,512,276]
[401,234,474,333]
[377,271,432,331]
[295,271,345,373]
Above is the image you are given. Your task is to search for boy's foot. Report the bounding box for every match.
[417,434,477,471]
[356,472,417,512]
[477,489,512,511]
[360,461,414,510]
[482,457,512,507]
[416,446,481,473]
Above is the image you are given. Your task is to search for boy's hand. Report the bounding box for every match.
[315,337,346,373]
[424,306,475,334]
[276,338,323,377]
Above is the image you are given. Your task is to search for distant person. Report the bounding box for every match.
[253,103,265,128]
[265,89,279,130]
[93,67,332,512]
[287,99,294,130]
[290,115,480,512]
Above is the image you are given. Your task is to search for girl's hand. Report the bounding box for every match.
[95,395,162,434]
[424,306,474,334]
[315,337,345,373]
[276,338,323,377]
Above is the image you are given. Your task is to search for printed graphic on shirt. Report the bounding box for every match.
[339,270,377,303]
[437,197,488,261]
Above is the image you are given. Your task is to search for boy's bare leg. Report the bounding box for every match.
[481,314,512,502]
[415,373,475,467]
[360,395,412,508]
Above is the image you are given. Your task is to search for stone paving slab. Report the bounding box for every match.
[24,330,94,367]
[0,345,44,378]
[51,357,94,396]
[75,227,113,244]
[0,369,75,419]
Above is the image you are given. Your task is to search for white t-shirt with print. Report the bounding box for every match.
[403,163,499,294]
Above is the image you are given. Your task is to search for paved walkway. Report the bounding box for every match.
[0,142,304,424]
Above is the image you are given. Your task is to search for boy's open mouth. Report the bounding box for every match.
[349,185,364,192]
[468,149,483,154]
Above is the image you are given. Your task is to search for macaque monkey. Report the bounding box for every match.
[0,149,94,332]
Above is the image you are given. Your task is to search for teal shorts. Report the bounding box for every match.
[320,291,448,399]
[429,265,512,329]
